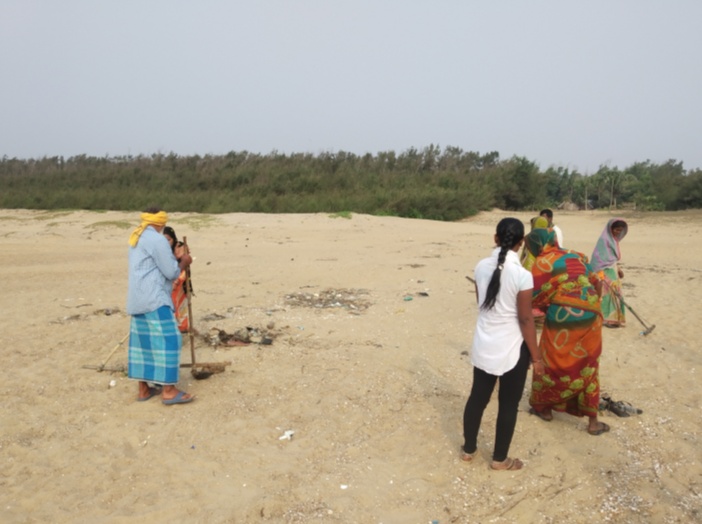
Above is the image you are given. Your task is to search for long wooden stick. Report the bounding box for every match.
[608,281,656,335]
[100,333,129,370]
[182,236,196,366]
[621,299,656,335]
[179,237,227,379]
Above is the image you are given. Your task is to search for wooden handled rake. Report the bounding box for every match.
[179,236,230,379]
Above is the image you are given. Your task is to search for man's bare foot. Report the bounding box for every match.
[137,381,162,401]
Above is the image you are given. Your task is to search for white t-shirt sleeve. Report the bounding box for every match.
[554,225,564,248]
[518,268,534,292]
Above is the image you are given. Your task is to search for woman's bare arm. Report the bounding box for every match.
[517,289,543,374]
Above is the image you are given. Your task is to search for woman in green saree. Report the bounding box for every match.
[590,218,628,327]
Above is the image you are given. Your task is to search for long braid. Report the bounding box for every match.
[480,218,524,311]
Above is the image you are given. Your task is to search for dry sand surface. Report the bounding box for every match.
[2,208,701,523]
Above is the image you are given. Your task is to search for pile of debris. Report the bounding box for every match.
[205,326,274,347]
[284,288,371,312]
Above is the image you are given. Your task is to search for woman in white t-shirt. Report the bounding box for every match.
[461,218,544,471]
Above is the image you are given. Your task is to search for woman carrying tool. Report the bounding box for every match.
[462,218,543,471]
[525,228,609,435]
[590,218,628,328]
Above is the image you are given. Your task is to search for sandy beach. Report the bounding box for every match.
[2,208,701,523]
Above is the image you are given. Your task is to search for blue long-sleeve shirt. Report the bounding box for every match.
[127,226,181,315]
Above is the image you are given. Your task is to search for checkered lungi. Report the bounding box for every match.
[128,306,182,385]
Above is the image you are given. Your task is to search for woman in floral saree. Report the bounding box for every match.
[526,229,610,435]
[163,226,190,333]
[591,218,628,327]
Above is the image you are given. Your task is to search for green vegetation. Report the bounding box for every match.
[171,214,219,230]
[33,211,76,220]
[87,220,133,230]
[1,148,700,220]
[329,211,353,219]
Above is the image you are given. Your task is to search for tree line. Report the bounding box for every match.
[1,146,700,220]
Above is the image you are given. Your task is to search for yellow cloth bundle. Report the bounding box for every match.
[129,211,168,247]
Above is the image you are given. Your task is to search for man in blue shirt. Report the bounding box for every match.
[127,207,194,405]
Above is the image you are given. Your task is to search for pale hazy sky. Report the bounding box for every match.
[2,1,701,172]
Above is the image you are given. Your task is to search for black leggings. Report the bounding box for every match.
[462,342,530,462]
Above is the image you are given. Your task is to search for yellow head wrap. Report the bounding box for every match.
[531,216,549,231]
[128,211,168,247]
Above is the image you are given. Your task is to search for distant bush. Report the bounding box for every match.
[1,149,699,219]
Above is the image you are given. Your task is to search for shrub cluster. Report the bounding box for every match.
[1,147,700,219]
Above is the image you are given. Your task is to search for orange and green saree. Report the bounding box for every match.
[527,229,603,418]
[172,270,189,333]
[171,243,190,334]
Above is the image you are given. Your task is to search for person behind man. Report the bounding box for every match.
[539,209,563,248]
[127,207,194,405]
[162,226,190,334]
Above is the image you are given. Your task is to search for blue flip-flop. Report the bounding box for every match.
[137,387,161,402]
[162,391,194,406]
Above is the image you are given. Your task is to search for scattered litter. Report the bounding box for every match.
[201,312,227,322]
[279,430,295,441]
[50,314,84,324]
[403,296,413,301]
[285,288,371,312]
[57,306,122,323]
[206,326,277,347]
[340,484,348,490]
[94,307,120,316]
[600,394,643,416]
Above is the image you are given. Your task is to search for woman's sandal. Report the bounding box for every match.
[587,422,610,436]
[528,407,553,422]
[460,449,477,462]
[490,457,524,471]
